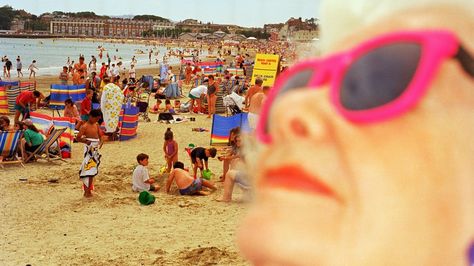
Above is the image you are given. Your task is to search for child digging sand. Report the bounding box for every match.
[166,161,216,196]
[132,153,160,192]
[190,147,217,178]
[163,128,178,173]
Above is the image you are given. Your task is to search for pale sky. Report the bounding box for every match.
[1,0,321,27]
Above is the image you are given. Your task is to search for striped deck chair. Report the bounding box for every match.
[25,128,67,163]
[0,130,24,169]
[0,86,8,114]
[226,68,245,76]
[215,87,226,114]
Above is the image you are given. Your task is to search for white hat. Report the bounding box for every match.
[24,119,33,126]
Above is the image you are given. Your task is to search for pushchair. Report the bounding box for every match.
[223,92,244,116]
[135,82,152,122]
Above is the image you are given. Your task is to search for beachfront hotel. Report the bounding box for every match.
[50,18,175,38]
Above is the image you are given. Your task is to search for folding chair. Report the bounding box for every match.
[25,128,67,163]
[0,130,24,169]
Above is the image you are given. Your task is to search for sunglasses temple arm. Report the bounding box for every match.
[455,45,474,77]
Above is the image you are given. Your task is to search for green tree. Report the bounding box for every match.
[236,29,270,40]
[0,5,16,30]
[133,15,170,22]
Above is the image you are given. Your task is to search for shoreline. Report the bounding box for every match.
[7,64,180,92]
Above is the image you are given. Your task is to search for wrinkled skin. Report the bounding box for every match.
[238,7,474,266]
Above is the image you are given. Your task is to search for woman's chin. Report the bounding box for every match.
[237,189,343,266]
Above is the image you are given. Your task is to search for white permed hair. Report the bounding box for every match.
[320,0,474,52]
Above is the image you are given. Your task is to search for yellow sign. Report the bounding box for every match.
[251,54,280,87]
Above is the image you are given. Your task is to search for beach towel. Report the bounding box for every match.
[100,83,124,133]
[79,140,101,188]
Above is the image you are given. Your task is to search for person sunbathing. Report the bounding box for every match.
[165,161,216,196]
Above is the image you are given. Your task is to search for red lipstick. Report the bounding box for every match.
[261,165,338,200]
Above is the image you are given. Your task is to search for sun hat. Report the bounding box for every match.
[138,191,155,205]
[23,119,33,126]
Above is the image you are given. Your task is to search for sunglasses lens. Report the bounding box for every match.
[278,68,315,95]
[264,68,315,135]
[341,43,422,110]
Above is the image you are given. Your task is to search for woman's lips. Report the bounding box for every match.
[261,165,340,201]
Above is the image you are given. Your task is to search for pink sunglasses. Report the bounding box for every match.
[257,29,474,143]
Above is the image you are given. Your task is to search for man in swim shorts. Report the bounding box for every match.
[165,161,216,196]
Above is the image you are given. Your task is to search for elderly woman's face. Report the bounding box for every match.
[238,8,474,266]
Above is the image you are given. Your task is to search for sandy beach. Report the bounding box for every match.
[0,68,251,265]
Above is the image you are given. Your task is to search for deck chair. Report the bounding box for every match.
[25,128,67,163]
[0,130,24,169]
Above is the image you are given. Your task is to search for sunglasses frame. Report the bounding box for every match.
[257,30,460,143]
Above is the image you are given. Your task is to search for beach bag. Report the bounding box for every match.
[158,113,174,121]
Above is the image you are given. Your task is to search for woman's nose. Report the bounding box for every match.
[268,89,330,143]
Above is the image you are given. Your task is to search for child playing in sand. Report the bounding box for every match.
[132,153,160,192]
[164,99,175,113]
[163,128,178,173]
[166,161,216,196]
[190,147,217,179]
[174,100,181,113]
[76,109,104,198]
[150,94,162,114]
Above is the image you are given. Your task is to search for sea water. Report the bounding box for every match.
[0,37,182,76]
